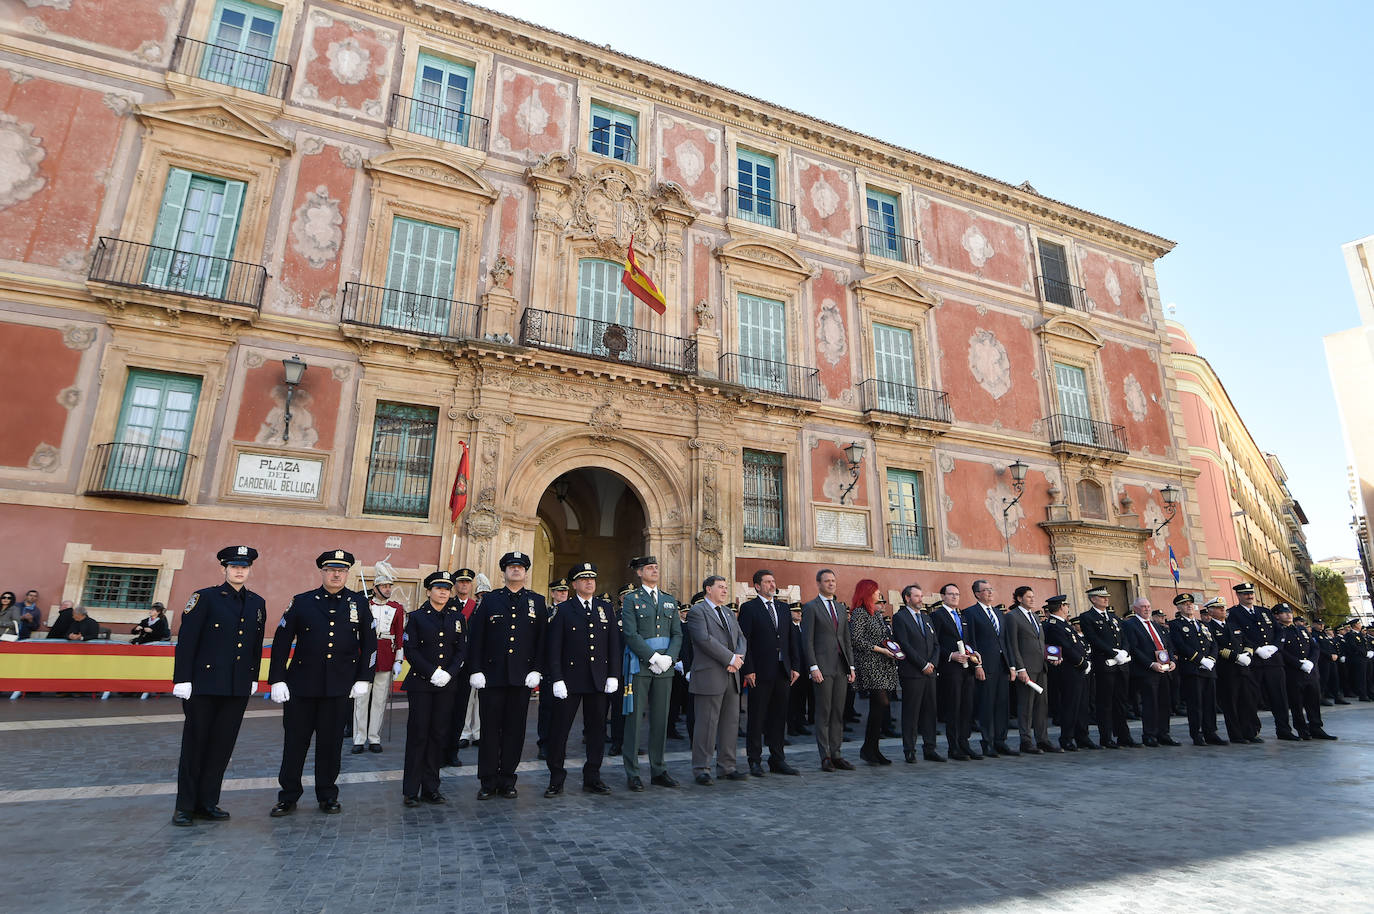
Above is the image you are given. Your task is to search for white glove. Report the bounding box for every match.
[524,671,542,689]
[604,677,619,694]
[469,672,486,690]
[1339,656,1345,662]
[673,661,684,674]
[350,681,370,698]
[1300,659,1314,674]
[648,652,669,674]
[270,681,290,703]
[392,661,402,677]
[172,682,192,700]
[1200,657,1216,671]
[1256,645,1278,660]
[552,680,568,699]
[1114,649,1130,664]
[1104,658,1117,667]
[1236,653,1252,667]
[1367,650,1374,659]
[430,669,452,688]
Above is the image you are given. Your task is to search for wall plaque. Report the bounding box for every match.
[814,505,871,549]
[232,453,324,500]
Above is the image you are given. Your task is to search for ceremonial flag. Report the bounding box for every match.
[449,441,469,521]
[621,234,666,315]
[1168,544,1180,584]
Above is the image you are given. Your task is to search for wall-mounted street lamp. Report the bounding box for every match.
[1001,458,1029,566]
[281,355,307,444]
[1153,483,1181,534]
[838,441,866,505]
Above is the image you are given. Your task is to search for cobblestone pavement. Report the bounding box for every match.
[3,693,1373,913]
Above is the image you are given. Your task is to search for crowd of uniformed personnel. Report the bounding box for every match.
[167,545,1373,826]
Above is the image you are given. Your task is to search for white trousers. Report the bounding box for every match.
[352,669,394,745]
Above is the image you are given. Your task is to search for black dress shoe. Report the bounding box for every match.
[651,773,680,788]
[498,787,518,799]
[444,753,462,767]
[627,777,645,792]
[769,761,801,775]
[1298,733,1312,740]
[583,781,612,794]
[458,738,471,748]
[536,748,547,761]
[543,784,563,798]
[477,787,496,801]
[832,757,856,770]
[608,744,623,756]
[368,743,383,754]
[905,750,917,763]
[924,749,947,762]
[795,725,812,735]
[319,800,342,814]
[350,744,365,754]
[403,796,421,807]
[1158,736,1181,747]
[723,770,749,781]
[1335,698,1351,705]
[269,801,295,817]
[1059,741,1078,752]
[1118,739,1141,748]
[1100,740,1120,749]
[749,762,766,777]
[980,743,998,758]
[1313,730,1338,740]
[995,743,1020,756]
[1193,736,1208,747]
[881,728,901,739]
[420,792,446,804]
[820,757,836,771]
[666,729,685,740]
[171,810,195,827]
[1079,740,1101,750]
[1142,738,1159,747]
[1020,744,1042,755]
[1039,742,1063,753]
[194,806,230,821]
[1247,736,1264,744]
[1205,735,1229,745]
[1321,699,1334,706]
[1276,733,1301,741]
[694,772,715,786]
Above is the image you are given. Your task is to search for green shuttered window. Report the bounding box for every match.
[743,449,785,545]
[364,402,439,518]
[383,217,459,335]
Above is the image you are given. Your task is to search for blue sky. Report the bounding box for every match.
[484,0,1372,558]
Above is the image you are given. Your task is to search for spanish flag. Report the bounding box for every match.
[621,235,666,316]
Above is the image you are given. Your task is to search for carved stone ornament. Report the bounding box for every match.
[588,400,623,440]
[465,486,500,539]
[696,525,723,556]
[28,443,59,472]
[489,254,515,288]
[567,163,653,250]
[60,325,97,350]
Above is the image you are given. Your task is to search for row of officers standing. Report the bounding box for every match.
[167,544,1367,826]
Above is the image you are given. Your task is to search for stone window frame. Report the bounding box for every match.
[344,379,453,525]
[874,450,941,562]
[1038,316,1109,427]
[1027,225,1084,300]
[389,29,496,162]
[60,543,185,627]
[714,238,813,376]
[576,86,653,175]
[851,271,940,395]
[854,166,918,270]
[722,127,795,240]
[175,0,304,113]
[734,434,803,552]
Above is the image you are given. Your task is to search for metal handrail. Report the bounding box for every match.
[860,225,921,265]
[519,308,697,374]
[718,353,820,400]
[859,378,952,422]
[1044,413,1128,453]
[84,442,196,503]
[89,237,265,309]
[170,35,292,98]
[726,187,797,233]
[888,522,935,559]
[387,94,489,150]
[341,282,480,340]
[1039,276,1087,310]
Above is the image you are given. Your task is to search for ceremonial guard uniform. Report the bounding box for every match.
[401,571,467,805]
[352,565,404,753]
[543,563,622,797]
[467,551,545,799]
[1277,607,1336,740]
[620,555,683,790]
[1230,583,1297,740]
[1168,594,1224,746]
[1043,595,1092,749]
[269,550,376,816]
[1078,587,1136,748]
[1206,599,1259,743]
[170,546,266,827]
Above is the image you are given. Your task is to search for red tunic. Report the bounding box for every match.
[371,600,405,669]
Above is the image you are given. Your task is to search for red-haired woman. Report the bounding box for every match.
[849,579,899,765]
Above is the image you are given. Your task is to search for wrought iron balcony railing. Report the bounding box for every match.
[341,282,480,340]
[387,94,489,150]
[888,523,935,559]
[1039,276,1087,310]
[89,237,266,309]
[859,378,952,423]
[170,35,292,98]
[519,309,697,374]
[1044,413,1128,453]
[860,225,921,266]
[84,443,196,504]
[726,187,797,233]
[718,353,820,401]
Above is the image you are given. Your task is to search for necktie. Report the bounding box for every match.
[988,606,999,634]
[716,604,729,630]
[583,600,591,613]
[951,609,962,638]
[827,600,837,630]
[1027,609,1039,635]
[1144,618,1164,652]
[767,601,777,629]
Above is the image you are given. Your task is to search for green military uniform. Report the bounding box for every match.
[620,559,682,786]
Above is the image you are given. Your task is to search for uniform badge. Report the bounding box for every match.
[278,616,287,629]
[258,607,265,625]
[528,599,536,620]
[599,607,608,623]
[665,601,675,609]
[349,607,359,624]
[184,593,199,613]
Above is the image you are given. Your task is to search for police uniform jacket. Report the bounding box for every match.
[1280,624,1319,680]
[620,587,683,672]
[1343,629,1366,661]
[1044,615,1089,671]
[1206,617,1250,667]
[1169,616,1218,679]
[173,584,266,696]
[1079,607,1126,663]
[1319,632,1341,663]
[467,586,545,687]
[1235,604,1284,668]
[401,603,465,692]
[546,595,622,693]
[269,587,377,697]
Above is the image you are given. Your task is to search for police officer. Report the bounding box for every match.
[1078,586,1136,748]
[1345,618,1372,700]
[1205,597,1258,743]
[467,551,545,800]
[1169,593,1224,746]
[536,577,571,761]
[620,555,683,790]
[445,567,480,767]
[1278,606,1336,740]
[1231,583,1299,741]
[170,545,266,827]
[544,562,622,797]
[401,571,467,806]
[1043,595,1091,750]
[268,550,377,817]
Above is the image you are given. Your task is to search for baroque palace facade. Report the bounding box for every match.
[0,0,1210,627]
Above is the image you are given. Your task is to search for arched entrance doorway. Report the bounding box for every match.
[532,468,647,598]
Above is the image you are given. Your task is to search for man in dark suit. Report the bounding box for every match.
[965,580,1018,757]
[1078,586,1136,748]
[1121,596,1178,747]
[1230,582,1299,741]
[800,568,856,771]
[1004,586,1054,752]
[892,584,944,763]
[400,571,466,806]
[930,583,980,760]
[1168,593,1224,746]
[1205,597,1259,743]
[738,569,801,776]
[1277,605,1336,741]
[1043,595,1092,749]
[685,575,748,784]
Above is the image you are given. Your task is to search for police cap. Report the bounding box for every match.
[629,555,658,570]
[1086,586,1110,598]
[1233,582,1255,594]
[424,570,454,589]
[218,545,258,567]
[452,568,476,582]
[549,578,570,592]
[317,549,354,569]
[569,562,598,581]
[499,551,530,570]
[1172,593,1195,606]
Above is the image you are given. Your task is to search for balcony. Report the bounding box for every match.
[726,187,796,233]
[83,443,196,504]
[169,35,292,99]
[860,225,921,266]
[88,237,266,311]
[1039,276,1087,310]
[519,308,696,374]
[888,523,935,560]
[1044,413,1128,457]
[718,353,820,401]
[387,94,489,151]
[859,379,952,425]
[341,282,480,341]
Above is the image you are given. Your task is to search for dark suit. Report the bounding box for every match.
[800,595,854,762]
[1234,603,1294,737]
[1003,606,1049,747]
[892,606,939,754]
[1208,616,1257,741]
[1044,614,1091,746]
[931,605,976,756]
[1169,615,1219,741]
[1280,623,1325,737]
[1079,607,1133,745]
[965,603,1011,751]
[545,595,622,788]
[467,586,546,791]
[1121,614,1171,742]
[738,595,800,767]
[686,599,747,776]
[400,603,465,798]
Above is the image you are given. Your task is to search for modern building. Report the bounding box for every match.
[1326,233,1374,576]
[1316,556,1373,623]
[1168,321,1311,607]
[0,0,1205,631]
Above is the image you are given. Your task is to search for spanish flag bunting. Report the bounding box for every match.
[621,234,667,316]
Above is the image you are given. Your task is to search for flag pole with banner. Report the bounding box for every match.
[446,440,469,569]
[1168,544,1180,595]
[621,234,666,316]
